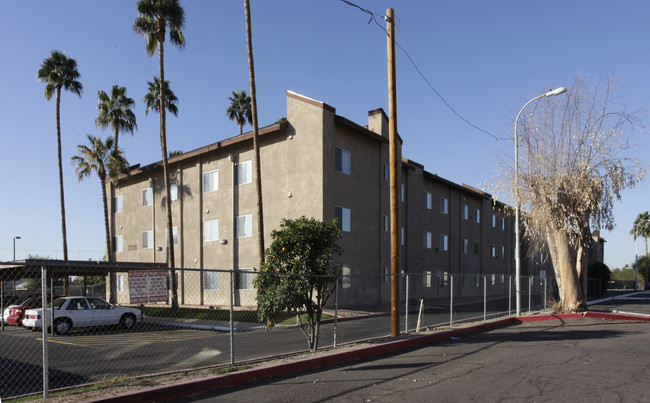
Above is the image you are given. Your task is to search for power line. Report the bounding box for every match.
[338,0,507,141]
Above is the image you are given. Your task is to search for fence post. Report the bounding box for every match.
[229,270,234,366]
[450,274,454,327]
[528,276,532,313]
[483,274,487,322]
[41,265,49,398]
[508,275,512,317]
[334,274,338,348]
[404,273,409,334]
[544,277,547,309]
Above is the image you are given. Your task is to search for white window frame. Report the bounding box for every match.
[334,147,351,175]
[335,206,351,232]
[170,181,178,201]
[423,271,432,288]
[141,187,152,207]
[113,195,123,213]
[236,160,252,185]
[203,169,218,193]
[117,274,124,292]
[237,214,253,238]
[439,234,449,251]
[423,231,432,249]
[440,197,449,214]
[424,192,432,210]
[142,230,153,249]
[203,219,219,242]
[113,235,123,253]
[238,268,254,290]
[203,270,219,290]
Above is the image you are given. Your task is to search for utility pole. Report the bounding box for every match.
[386,8,400,338]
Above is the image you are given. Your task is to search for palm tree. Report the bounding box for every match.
[144,77,178,117]
[72,135,128,302]
[134,0,185,310]
[96,85,137,152]
[226,90,252,135]
[244,0,265,270]
[631,211,650,279]
[37,50,82,263]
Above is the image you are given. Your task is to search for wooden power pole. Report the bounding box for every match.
[387,8,400,338]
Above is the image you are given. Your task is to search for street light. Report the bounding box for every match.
[13,236,21,261]
[514,87,567,316]
[633,218,650,291]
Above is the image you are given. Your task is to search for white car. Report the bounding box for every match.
[23,296,142,335]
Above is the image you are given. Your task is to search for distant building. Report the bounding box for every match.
[108,91,555,307]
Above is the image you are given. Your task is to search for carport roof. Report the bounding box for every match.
[0,259,168,282]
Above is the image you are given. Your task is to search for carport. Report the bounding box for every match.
[0,259,167,332]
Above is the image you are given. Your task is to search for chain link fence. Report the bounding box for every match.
[1,261,559,399]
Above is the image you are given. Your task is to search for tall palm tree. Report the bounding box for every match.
[37,50,82,263]
[144,77,178,117]
[244,0,265,270]
[226,90,252,135]
[631,211,650,278]
[134,0,185,310]
[72,135,128,302]
[96,85,137,152]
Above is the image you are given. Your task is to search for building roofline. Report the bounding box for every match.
[334,115,391,145]
[286,90,336,113]
[126,121,288,176]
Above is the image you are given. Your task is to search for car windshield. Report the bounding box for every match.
[20,296,40,306]
[47,298,67,310]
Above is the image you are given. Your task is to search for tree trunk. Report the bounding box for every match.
[548,229,586,312]
[158,37,179,311]
[244,0,265,270]
[56,87,70,295]
[101,176,117,303]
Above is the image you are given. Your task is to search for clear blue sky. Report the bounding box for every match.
[1,1,648,270]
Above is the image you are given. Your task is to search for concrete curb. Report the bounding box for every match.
[84,311,648,403]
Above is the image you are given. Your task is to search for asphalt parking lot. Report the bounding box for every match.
[91,292,650,403]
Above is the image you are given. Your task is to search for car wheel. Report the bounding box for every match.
[54,318,72,335]
[120,313,136,329]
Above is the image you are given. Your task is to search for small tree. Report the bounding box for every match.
[254,217,342,352]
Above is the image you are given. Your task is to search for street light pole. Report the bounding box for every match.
[514,87,567,317]
[633,218,650,291]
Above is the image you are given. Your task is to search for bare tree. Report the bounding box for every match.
[496,77,645,313]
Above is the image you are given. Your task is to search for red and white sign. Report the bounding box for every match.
[128,270,168,304]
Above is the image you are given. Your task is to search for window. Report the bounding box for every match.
[116,274,124,292]
[383,267,389,283]
[439,234,448,251]
[171,181,178,201]
[204,219,219,242]
[141,187,152,207]
[492,214,496,227]
[491,245,497,258]
[440,197,448,214]
[113,235,123,253]
[475,208,481,223]
[440,271,448,287]
[423,271,432,288]
[203,169,218,193]
[474,241,480,254]
[462,239,469,254]
[501,246,505,259]
[237,215,253,238]
[236,160,252,185]
[334,207,351,232]
[463,204,469,220]
[334,147,350,175]
[383,164,389,181]
[401,184,405,202]
[203,271,219,290]
[423,231,432,249]
[113,195,123,213]
[424,192,432,210]
[142,230,153,249]
[474,273,481,287]
[400,227,405,246]
[165,226,179,246]
[340,265,351,289]
[383,215,389,232]
[501,217,506,230]
[239,268,254,290]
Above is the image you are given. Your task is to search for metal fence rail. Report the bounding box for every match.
[1,262,557,399]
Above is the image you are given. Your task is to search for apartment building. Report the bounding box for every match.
[108,90,548,307]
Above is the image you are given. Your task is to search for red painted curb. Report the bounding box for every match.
[584,311,650,321]
[517,313,583,322]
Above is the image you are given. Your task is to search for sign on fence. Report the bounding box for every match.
[128,270,168,304]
